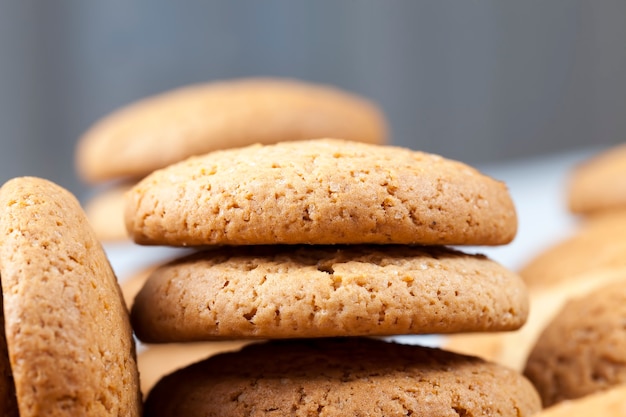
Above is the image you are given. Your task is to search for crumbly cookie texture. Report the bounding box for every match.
[0,177,141,417]
[524,280,626,407]
[568,144,626,215]
[143,338,541,417]
[76,78,387,183]
[125,139,517,246]
[130,245,528,342]
[519,210,626,289]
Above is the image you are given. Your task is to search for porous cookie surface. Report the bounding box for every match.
[568,144,626,214]
[143,338,541,417]
[520,210,626,289]
[131,245,528,342]
[0,177,141,416]
[76,78,387,183]
[524,280,626,407]
[125,139,517,246]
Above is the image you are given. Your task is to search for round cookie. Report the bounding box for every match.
[568,144,626,215]
[519,210,626,289]
[524,280,626,407]
[143,337,541,417]
[76,78,388,183]
[130,245,529,342]
[0,177,141,416]
[534,384,626,417]
[125,139,517,246]
[444,266,626,371]
[83,182,133,241]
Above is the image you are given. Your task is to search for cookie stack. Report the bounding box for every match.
[125,138,541,416]
[74,78,387,242]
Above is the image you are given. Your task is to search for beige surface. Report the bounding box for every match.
[524,279,626,407]
[519,210,626,289]
[143,338,541,417]
[137,341,251,395]
[131,245,528,342]
[126,138,517,246]
[76,78,388,183]
[0,177,141,416]
[84,182,133,242]
[536,384,626,416]
[568,143,626,215]
[444,266,626,371]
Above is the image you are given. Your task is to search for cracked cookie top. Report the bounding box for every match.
[124,139,517,246]
[130,245,528,342]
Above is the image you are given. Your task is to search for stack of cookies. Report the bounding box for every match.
[74,77,387,242]
[125,138,541,416]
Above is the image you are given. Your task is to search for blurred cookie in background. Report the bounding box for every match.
[444,266,626,371]
[519,210,626,290]
[524,279,626,407]
[568,143,626,215]
[75,78,389,184]
[535,384,626,416]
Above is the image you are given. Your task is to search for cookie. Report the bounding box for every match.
[143,337,541,417]
[83,182,133,241]
[568,144,626,215]
[519,210,626,289]
[524,279,626,407]
[137,341,250,395]
[445,266,626,371]
[125,139,517,246]
[130,245,529,342]
[76,78,388,183]
[534,384,626,416]
[0,177,141,416]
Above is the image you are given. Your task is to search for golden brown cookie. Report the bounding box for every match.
[143,337,541,417]
[83,182,133,241]
[568,144,626,215]
[137,341,250,395]
[130,245,529,342]
[76,78,388,183]
[519,210,626,289]
[0,177,141,416]
[535,384,626,416]
[125,139,517,246]
[444,266,626,371]
[524,279,626,407]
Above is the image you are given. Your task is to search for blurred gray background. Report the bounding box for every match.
[1,1,625,199]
